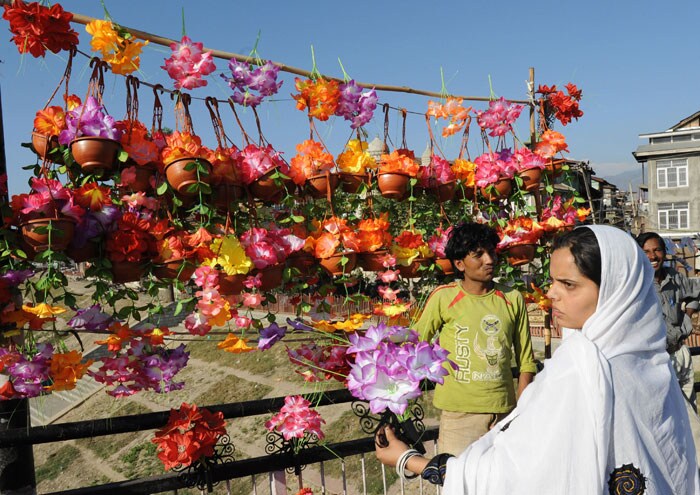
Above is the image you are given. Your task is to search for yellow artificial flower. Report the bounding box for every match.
[202,236,253,276]
[217,333,255,353]
[85,20,120,56]
[106,38,148,75]
[85,20,148,75]
[336,139,377,173]
[374,302,412,317]
[22,303,67,319]
[390,246,420,266]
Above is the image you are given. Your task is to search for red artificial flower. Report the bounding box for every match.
[2,1,78,58]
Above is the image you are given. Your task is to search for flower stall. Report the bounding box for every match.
[0,1,592,492]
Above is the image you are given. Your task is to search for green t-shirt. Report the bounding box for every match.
[415,282,537,413]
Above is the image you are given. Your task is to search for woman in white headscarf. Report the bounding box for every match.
[376,226,699,494]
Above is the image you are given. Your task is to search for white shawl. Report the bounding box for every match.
[443,226,699,494]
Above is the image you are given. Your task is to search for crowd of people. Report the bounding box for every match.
[375,223,700,494]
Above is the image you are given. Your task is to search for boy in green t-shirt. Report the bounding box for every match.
[415,222,537,455]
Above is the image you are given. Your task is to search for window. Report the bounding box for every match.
[656,159,688,188]
[658,202,689,230]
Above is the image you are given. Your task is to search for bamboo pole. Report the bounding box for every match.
[0,0,533,106]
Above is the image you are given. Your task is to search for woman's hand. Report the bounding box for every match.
[374,425,410,467]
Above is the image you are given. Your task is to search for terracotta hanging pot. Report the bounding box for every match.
[65,241,99,263]
[480,178,513,202]
[219,273,246,295]
[153,260,196,282]
[339,172,368,194]
[545,159,565,178]
[258,263,285,292]
[20,217,76,253]
[111,260,145,284]
[319,252,357,276]
[398,257,430,278]
[435,258,454,276]
[306,172,339,199]
[377,172,411,201]
[249,167,289,203]
[70,136,121,174]
[31,132,62,163]
[212,183,245,212]
[164,157,212,196]
[504,243,537,267]
[125,163,157,193]
[518,167,543,193]
[455,182,476,201]
[429,180,457,202]
[357,250,390,272]
[286,251,317,272]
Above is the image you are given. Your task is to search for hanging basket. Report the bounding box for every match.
[70,136,121,174]
[518,167,543,193]
[455,182,476,201]
[357,250,390,272]
[20,217,76,253]
[377,172,411,201]
[398,257,430,278]
[480,178,513,202]
[306,172,339,199]
[219,273,246,296]
[339,172,368,193]
[428,180,457,202]
[258,263,285,292]
[111,260,145,284]
[164,157,212,196]
[65,241,99,263]
[286,251,317,272]
[31,132,62,163]
[153,260,196,282]
[504,243,537,267]
[212,183,245,212]
[319,252,357,276]
[435,258,454,276]
[249,167,289,203]
[545,159,565,178]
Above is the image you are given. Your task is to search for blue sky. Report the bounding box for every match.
[1,0,698,196]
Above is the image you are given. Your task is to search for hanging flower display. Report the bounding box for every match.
[426,97,471,137]
[378,149,420,176]
[152,402,227,470]
[85,20,148,75]
[239,143,289,185]
[160,130,214,167]
[540,196,591,232]
[537,83,583,126]
[288,139,335,186]
[390,230,433,267]
[534,130,569,159]
[417,155,456,188]
[222,59,283,107]
[58,96,122,145]
[427,226,453,259]
[452,158,476,188]
[336,139,377,174]
[356,213,392,253]
[496,216,543,250]
[334,80,378,129]
[475,97,524,137]
[473,149,517,188]
[2,0,78,58]
[162,36,216,90]
[293,77,340,121]
[34,106,66,138]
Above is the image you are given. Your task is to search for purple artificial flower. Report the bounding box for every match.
[404,341,451,384]
[258,322,287,351]
[59,96,123,145]
[222,60,283,108]
[335,80,378,129]
[68,305,114,331]
[7,343,52,398]
[286,318,315,333]
[0,269,34,286]
[360,365,421,415]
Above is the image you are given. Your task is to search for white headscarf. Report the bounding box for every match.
[443,226,699,495]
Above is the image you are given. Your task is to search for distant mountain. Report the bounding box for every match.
[597,167,646,193]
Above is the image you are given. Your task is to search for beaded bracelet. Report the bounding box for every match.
[395,448,421,481]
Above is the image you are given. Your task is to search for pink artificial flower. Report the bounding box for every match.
[234,315,252,329]
[121,191,159,211]
[239,144,289,185]
[196,287,230,323]
[378,286,399,301]
[184,311,211,336]
[194,266,219,289]
[379,270,399,283]
[161,36,216,90]
[241,292,265,308]
[243,273,263,289]
[380,253,397,268]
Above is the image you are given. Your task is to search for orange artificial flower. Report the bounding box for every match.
[289,139,335,185]
[217,333,255,353]
[577,207,591,222]
[74,183,112,211]
[85,20,148,75]
[313,232,340,259]
[161,131,213,165]
[144,326,171,346]
[209,145,241,185]
[524,283,552,312]
[427,97,471,137]
[356,213,392,252]
[336,139,377,173]
[22,303,66,319]
[96,322,134,352]
[535,130,569,159]
[119,120,159,166]
[33,106,65,136]
[378,149,420,177]
[46,351,93,392]
[452,158,476,187]
[293,77,340,121]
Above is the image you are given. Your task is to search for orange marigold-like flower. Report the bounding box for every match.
[33,106,66,136]
[535,130,569,159]
[161,131,213,165]
[289,139,335,185]
[378,149,420,177]
[217,333,255,353]
[85,20,147,75]
[452,158,476,187]
[293,77,340,121]
[46,351,93,392]
[356,213,392,252]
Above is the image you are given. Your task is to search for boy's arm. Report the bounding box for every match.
[512,293,538,396]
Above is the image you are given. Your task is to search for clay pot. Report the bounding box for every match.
[20,217,76,253]
[65,241,99,263]
[455,182,476,201]
[518,167,543,193]
[31,132,61,162]
[70,136,120,174]
[377,172,411,201]
[153,260,196,282]
[286,251,317,272]
[258,263,284,292]
[249,167,290,203]
[435,258,454,276]
[504,243,537,267]
[164,157,212,196]
[219,273,246,295]
[427,180,456,202]
[319,252,357,276]
[357,250,390,272]
[480,178,513,202]
[398,258,430,278]
[212,183,245,212]
[306,172,339,199]
[111,260,145,284]
[545,159,565,178]
[219,264,285,295]
[339,172,368,193]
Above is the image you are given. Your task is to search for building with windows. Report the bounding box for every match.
[632,111,700,235]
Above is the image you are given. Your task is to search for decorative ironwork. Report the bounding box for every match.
[265,430,320,475]
[351,400,427,454]
[173,434,236,493]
